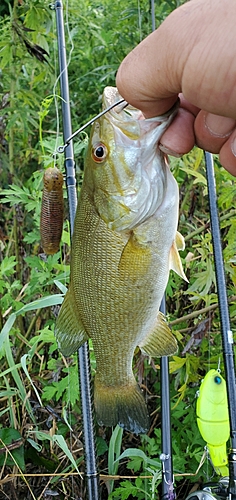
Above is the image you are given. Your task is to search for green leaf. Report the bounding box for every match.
[21,354,43,406]
[0,44,13,68]
[115,448,160,469]
[54,279,68,294]
[179,166,207,186]
[0,256,17,277]
[16,294,64,314]
[26,438,42,452]
[169,356,186,373]
[0,295,63,350]
[188,258,216,295]
[53,435,81,474]
[33,431,81,474]
[41,385,58,400]
[97,436,108,456]
[107,425,124,493]
[0,313,16,351]
[0,428,25,470]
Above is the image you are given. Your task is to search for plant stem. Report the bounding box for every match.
[169,295,236,326]
[15,309,41,363]
[8,1,24,338]
[184,209,236,242]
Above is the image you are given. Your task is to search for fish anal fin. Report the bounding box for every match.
[139,311,178,357]
[94,378,149,434]
[54,289,88,357]
[169,239,188,282]
[118,232,151,280]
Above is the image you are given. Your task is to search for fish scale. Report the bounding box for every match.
[55,87,187,434]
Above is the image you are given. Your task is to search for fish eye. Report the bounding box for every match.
[92,142,108,163]
[214,375,222,384]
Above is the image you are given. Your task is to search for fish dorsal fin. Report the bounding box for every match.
[169,233,188,282]
[139,311,178,357]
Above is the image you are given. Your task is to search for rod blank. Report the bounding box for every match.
[205,152,236,500]
[54,2,100,498]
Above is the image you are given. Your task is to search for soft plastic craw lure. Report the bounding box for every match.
[196,369,230,476]
[40,166,64,254]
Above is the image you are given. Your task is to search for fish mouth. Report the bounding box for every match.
[103,86,179,134]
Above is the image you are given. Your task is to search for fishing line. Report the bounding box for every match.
[50,4,63,163]
[65,0,74,66]
[50,9,60,167]
[50,0,75,161]
[57,99,127,153]
[137,0,142,42]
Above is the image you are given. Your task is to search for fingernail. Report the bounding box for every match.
[231,137,236,157]
[159,143,182,157]
[205,113,235,137]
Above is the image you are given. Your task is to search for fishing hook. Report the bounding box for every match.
[57,98,127,153]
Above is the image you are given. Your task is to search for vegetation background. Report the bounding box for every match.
[0,0,236,498]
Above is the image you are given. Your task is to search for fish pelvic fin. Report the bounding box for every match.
[54,289,88,356]
[94,378,149,435]
[169,233,188,282]
[139,311,178,357]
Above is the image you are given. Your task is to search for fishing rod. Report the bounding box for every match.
[149,1,175,497]
[160,298,175,500]
[53,2,100,498]
[204,153,236,499]
[186,154,236,500]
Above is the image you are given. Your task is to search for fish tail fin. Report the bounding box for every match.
[54,288,88,357]
[94,378,149,434]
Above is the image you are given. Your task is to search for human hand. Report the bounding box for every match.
[116,0,236,176]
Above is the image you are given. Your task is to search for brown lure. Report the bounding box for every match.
[40,167,64,254]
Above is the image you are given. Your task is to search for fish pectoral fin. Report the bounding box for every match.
[169,239,188,282]
[54,288,89,357]
[139,311,178,357]
[118,233,151,280]
[175,230,185,251]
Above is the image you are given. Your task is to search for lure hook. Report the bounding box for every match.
[57,98,127,153]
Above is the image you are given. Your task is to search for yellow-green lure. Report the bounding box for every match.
[196,369,230,476]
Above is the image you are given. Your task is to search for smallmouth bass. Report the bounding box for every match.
[55,87,187,434]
